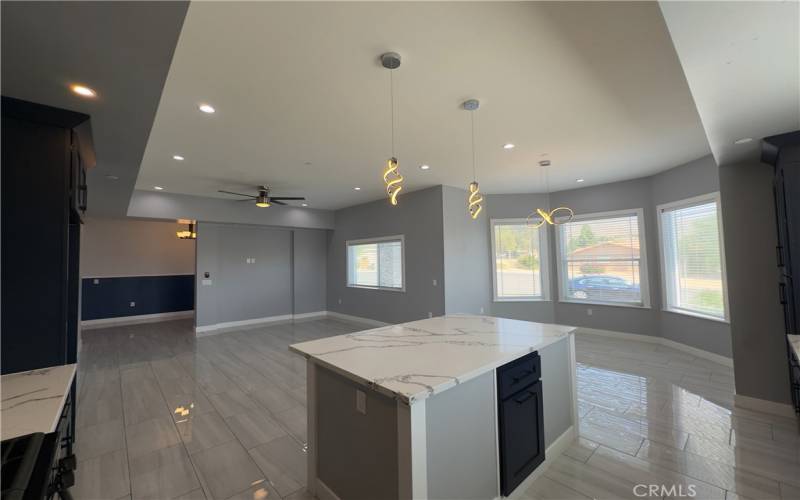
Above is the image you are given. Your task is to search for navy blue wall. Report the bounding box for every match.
[82,275,194,320]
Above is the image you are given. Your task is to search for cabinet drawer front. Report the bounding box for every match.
[497,352,541,400]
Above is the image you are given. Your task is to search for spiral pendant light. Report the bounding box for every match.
[526,159,574,228]
[463,99,484,219]
[381,52,403,206]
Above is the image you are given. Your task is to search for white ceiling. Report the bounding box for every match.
[1,1,188,216]
[659,1,800,167]
[136,1,712,210]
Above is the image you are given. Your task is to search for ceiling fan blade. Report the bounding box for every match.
[218,190,256,198]
[269,196,306,201]
[235,198,254,202]
[270,200,287,205]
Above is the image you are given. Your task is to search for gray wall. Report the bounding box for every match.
[442,186,492,315]
[482,156,733,358]
[196,223,292,327]
[293,229,328,315]
[128,190,334,230]
[81,216,195,277]
[719,161,790,404]
[326,186,446,324]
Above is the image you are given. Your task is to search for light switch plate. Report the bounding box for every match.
[356,389,366,415]
[587,308,593,316]
[432,279,437,286]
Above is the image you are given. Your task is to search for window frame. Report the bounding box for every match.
[345,234,406,292]
[656,192,730,323]
[555,208,651,309]
[489,218,551,303]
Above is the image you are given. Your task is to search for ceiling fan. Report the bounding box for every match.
[217,185,305,207]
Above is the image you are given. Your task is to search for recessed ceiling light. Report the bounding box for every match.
[354,187,361,191]
[70,84,96,98]
[576,178,585,183]
[420,164,430,170]
[301,203,308,207]
[154,186,164,190]
[198,103,215,114]
[173,155,185,161]
[503,143,515,150]
[105,175,119,180]
[734,137,753,145]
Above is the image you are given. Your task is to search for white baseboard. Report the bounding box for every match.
[326,311,389,328]
[734,394,797,418]
[577,327,733,367]
[195,313,295,336]
[81,310,193,330]
[504,425,577,499]
[194,310,389,336]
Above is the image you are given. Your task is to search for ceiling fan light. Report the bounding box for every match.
[255,195,271,207]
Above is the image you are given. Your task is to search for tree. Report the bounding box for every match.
[569,224,597,252]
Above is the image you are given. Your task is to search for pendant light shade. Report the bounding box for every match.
[463,99,484,220]
[381,52,404,206]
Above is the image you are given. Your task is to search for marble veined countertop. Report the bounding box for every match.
[789,334,800,362]
[290,315,575,404]
[1,364,76,441]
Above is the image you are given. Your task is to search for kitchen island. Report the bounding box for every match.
[290,315,577,500]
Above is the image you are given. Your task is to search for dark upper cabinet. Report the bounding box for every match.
[1,96,92,374]
[763,130,800,412]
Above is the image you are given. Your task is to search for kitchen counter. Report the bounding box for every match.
[292,315,578,499]
[1,364,76,441]
[290,314,575,404]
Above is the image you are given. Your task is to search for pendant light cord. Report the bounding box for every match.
[390,69,396,158]
[471,110,477,181]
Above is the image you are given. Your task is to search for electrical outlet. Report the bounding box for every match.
[428,311,433,318]
[338,298,342,305]
[355,389,366,415]
[432,279,437,286]
[480,307,485,314]
[130,301,136,307]
[93,278,99,285]
[587,308,593,316]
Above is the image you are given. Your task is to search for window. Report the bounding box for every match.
[557,209,649,307]
[658,194,728,321]
[491,219,548,301]
[346,235,404,291]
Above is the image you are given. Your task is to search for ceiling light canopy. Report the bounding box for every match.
[380,52,404,206]
[70,84,96,98]
[198,103,215,114]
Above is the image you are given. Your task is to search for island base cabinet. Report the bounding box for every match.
[498,351,545,497]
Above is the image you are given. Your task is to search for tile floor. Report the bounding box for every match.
[72,319,800,500]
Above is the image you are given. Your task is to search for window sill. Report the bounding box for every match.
[662,307,729,324]
[558,299,651,310]
[493,297,550,303]
[346,284,406,293]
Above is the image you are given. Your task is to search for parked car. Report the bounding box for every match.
[568,275,640,302]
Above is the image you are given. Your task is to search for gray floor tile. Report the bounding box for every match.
[207,388,259,418]
[248,435,306,497]
[225,409,287,450]
[130,444,200,500]
[177,411,236,454]
[72,449,130,500]
[74,418,126,461]
[126,416,181,458]
[191,441,265,500]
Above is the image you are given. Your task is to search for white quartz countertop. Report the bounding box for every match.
[789,334,800,361]
[1,364,76,441]
[290,315,575,404]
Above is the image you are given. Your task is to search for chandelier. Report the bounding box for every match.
[526,160,573,228]
[176,220,196,240]
[380,52,404,206]
[463,99,484,219]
